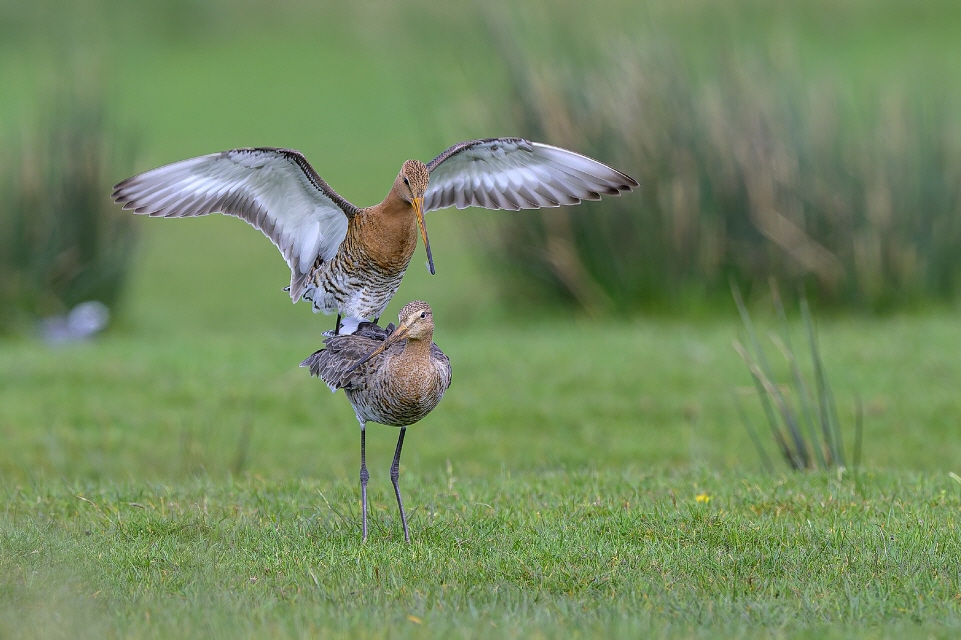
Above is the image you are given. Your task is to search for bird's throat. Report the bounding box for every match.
[355,198,418,271]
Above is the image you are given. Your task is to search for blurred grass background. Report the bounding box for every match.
[1,0,961,476]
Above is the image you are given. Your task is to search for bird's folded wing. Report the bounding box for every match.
[112,148,356,299]
[423,138,638,212]
[302,333,384,391]
[430,345,452,388]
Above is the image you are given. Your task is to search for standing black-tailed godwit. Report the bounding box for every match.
[112,138,637,332]
[300,300,451,542]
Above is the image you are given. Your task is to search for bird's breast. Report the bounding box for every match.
[352,205,418,272]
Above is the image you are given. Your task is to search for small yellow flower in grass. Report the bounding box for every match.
[695,493,711,503]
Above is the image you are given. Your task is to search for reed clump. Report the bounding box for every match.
[0,74,138,335]
[485,35,961,314]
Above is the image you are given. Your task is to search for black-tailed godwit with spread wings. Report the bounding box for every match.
[112,138,637,332]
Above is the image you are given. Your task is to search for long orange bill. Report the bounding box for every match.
[413,197,435,275]
[344,322,410,375]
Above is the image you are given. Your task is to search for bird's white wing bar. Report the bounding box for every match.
[112,148,356,300]
[423,138,638,213]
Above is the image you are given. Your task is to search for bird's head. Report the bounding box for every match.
[397,159,434,275]
[344,301,435,374]
[393,300,434,341]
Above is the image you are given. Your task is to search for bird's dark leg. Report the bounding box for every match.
[372,317,380,326]
[335,314,342,335]
[390,426,410,543]
[359,422,369,542]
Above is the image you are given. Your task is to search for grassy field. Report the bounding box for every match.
[4,312,961,637]
[5,470,961,638]
[5,0,961,637]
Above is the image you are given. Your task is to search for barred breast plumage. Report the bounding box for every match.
[302,208,417,321]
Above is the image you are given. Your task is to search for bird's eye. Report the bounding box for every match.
[420,311,427,318]
[403,177,409,186]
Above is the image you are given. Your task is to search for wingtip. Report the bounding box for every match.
[300,350,323,372]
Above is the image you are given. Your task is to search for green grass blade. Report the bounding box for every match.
[734,339,805,470]
[732,282,810,469]
[732,390,775,474]
[771,281,826,469]
[853,397,864,470]
[801,297,845,467]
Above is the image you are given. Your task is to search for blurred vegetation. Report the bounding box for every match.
[4,1,961,329]
[483,5,961,314]
[0,68,138,334]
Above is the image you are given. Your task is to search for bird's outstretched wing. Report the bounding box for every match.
[423,138,638,212]
[112,148,357,301]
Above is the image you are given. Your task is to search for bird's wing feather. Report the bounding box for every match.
[424,138,638,213]
[301,333,382,392]
[112,148,356,300]
[430,344,452,390]
[300,325,409,391]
